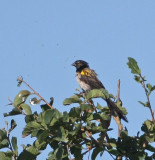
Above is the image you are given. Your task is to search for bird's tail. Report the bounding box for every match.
[106,98,128,122]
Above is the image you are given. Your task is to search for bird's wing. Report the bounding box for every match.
[80,68,105,89]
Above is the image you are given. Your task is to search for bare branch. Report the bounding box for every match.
[17,77,54,109]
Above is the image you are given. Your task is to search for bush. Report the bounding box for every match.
[0,58,155,160]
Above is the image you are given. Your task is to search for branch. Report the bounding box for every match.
[115,79,123,137]
[17,77,54,109]
[115,79,123,160]
[140,74,155,123]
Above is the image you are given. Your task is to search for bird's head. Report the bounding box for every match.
[72,60,89,70]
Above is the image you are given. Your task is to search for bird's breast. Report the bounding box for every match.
[76,72,91,92]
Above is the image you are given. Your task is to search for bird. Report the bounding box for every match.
[72,60,128,122]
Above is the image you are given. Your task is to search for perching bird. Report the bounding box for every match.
[72,60,128,122]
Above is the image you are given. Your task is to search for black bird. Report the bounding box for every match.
[72,60,128,122]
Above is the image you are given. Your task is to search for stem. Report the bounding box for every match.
[140,74,155,123]
[7,127,17,160]
[8,134,13,151]
[17,77,54,109]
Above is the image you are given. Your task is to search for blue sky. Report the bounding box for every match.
[0,1,155,159]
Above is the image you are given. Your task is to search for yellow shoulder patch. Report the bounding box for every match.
[81,68,91,76]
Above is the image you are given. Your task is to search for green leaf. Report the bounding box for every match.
[145,135,155,143]
[37,130,49,143]
[56,145,64,160]
[80,104,93,111]
[41,104,51,112]
[47,151,56,160]
[22,122,42,138]
[69,107,81,118]
[41,97,54,111]
[0,151,14,160]
[0,129,7,140]
[147,84,155,96]
[92,147,104,160]
[0,129,9,149]
[11,137,18,156]
[138,101,149,107]
[134,75,141,83]
[91,126,107,132]
[4,108,21,117]
[20,103,32,115]
[9,119,17,133]
[0,139,9,149]
[96,103,104,110]
[14,90,31,106]
[49,118,59,127]
[53,126,67,142]
[17,76,23,87]
[43,109,62,125]
[127,57,141,74]
[34,139,47,150]
[141,120,155,142]
[109,138,117,147]
[93,113,111,121]
[109,94,115,100]
[63,95,82,105]
[62,112,69,122]
[146,83,152,91]
[86,89,109,100]
[151,85,155,92]
[25,115,35,123]
[18,146,40,160]
[70,146,83,160]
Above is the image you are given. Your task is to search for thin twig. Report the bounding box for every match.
[140,74,155,123]
[17,77,54,109]
[8,133,13,152]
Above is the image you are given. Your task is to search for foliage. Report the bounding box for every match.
[0,58,155,160]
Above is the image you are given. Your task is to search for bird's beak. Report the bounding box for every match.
[72,62,76,66]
